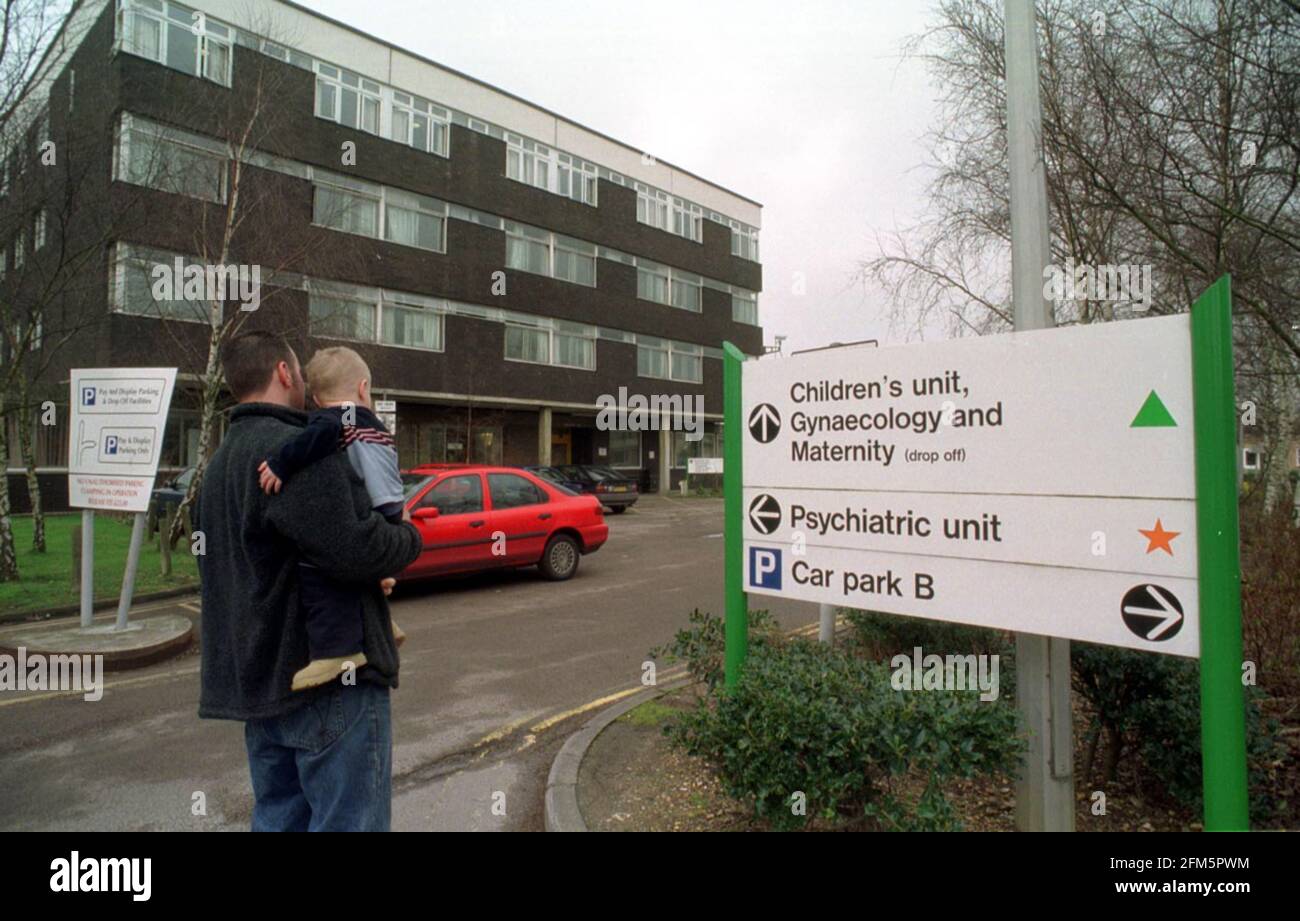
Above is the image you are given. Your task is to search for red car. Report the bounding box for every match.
[398,464,608,582]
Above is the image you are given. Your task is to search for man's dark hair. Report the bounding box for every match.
[221,331,297,400]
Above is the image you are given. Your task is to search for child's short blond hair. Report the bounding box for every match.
[304,346,370,403]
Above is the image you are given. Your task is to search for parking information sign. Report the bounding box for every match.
[740,313,1202,657]
[68,368,178,513]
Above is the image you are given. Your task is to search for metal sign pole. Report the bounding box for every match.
[79,509,94,628]
[115,511,148,630]
[723,342,747,689]
[1004,0,1076,831]
[1190,276,1249,830]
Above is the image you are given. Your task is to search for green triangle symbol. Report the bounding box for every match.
[1131,390,1177,427]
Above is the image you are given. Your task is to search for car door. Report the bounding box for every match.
[487,472,553,565]
[409,472,494,575]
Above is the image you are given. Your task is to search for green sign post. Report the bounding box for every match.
[1190,275,1249,831]
[723,341,747,690]
[722,276,1250,828]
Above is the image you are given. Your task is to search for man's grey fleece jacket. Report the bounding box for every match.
[196,402,423,721]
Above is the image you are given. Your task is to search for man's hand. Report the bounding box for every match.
[380,577,396,596]
[257,461,283,495]
[401,504,412,523]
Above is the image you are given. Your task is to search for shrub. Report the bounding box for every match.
[1071,642,1283,825]
[667,638,1023,831]
[843,609,1016,699]
[649,607,781,693]
[1240,503,1300,697]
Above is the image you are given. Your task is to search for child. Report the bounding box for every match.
[257,346,407,691]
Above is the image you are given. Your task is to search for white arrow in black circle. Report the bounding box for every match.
[748,403,781,443]
[748,494,782,535]
[1121,584,1184,641]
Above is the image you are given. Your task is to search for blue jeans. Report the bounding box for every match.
[243,681,392,831]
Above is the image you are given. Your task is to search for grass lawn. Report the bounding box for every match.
[0,513,199,617]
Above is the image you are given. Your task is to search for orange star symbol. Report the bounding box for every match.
[1139,519,1180,556]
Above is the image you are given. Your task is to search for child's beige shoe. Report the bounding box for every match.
[392,621,406,648]
[291,653,368,691]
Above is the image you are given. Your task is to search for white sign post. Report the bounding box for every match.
[740,314,1198,656]
[68,368,178,629]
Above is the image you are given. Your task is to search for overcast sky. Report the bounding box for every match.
[306,0,941,353]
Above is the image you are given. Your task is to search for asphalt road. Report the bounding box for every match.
[0,496,813,831]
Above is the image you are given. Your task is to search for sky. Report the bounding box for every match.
[305,0,942,353]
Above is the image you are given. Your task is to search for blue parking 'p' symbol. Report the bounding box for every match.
[81,387,96,406]
[105,436,118,455]
[749,547,782,590]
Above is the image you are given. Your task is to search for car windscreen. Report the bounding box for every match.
[401,474,432,498]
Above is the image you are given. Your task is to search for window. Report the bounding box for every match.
[637,336,669,379]
[505,134,551,191]
[13,230,24,269]
[505,223,551,276]
[557,153,598,205]
[489,473,545,510]
[638,337,703,383]
[419,474,483,516]
[730,220,760,261]
[505,323,550,364]
[384,188,446,252]
[309,293,376,342]
[314,63,381,134]
[553,320,595,369]
[1243,449,1260,471]
[732,290,758,325]
[504,319,595,370]
[313,177,446,252]
[310,282,445,352]
[505,223,596,287]
[505,136,597,204]
[670,342,703,383]
[313,180,380,237]
[553,235,596,286]
[609,430,641,468]
[672,428,722,469]
[637,259,670,305]
[389,91,449,156]
[670,269,702,312]
[636,183,670,231]
[117,0,233,87]
[110,245,209,323]
[381,301,443,350]
[33,212,46,250]
[116,117,227,204]
[0,247,6,281]
[672,198,703,242]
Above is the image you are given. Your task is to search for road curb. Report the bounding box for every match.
[544,677,690,833]
[0,586,199,626]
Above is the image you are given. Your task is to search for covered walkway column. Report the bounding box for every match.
[537,407,552,466]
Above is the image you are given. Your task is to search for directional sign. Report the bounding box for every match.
[743,487,1197,579]
[68,368,177,513]
[748,493,782,535]
[743,542,1199,656]
[740,312,1200,656]
[748,403,781,443]
[1121,583,1185,642]
[743,313,1194,499]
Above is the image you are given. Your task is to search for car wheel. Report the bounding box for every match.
[609,505,627,514]
[539,534,580,581]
